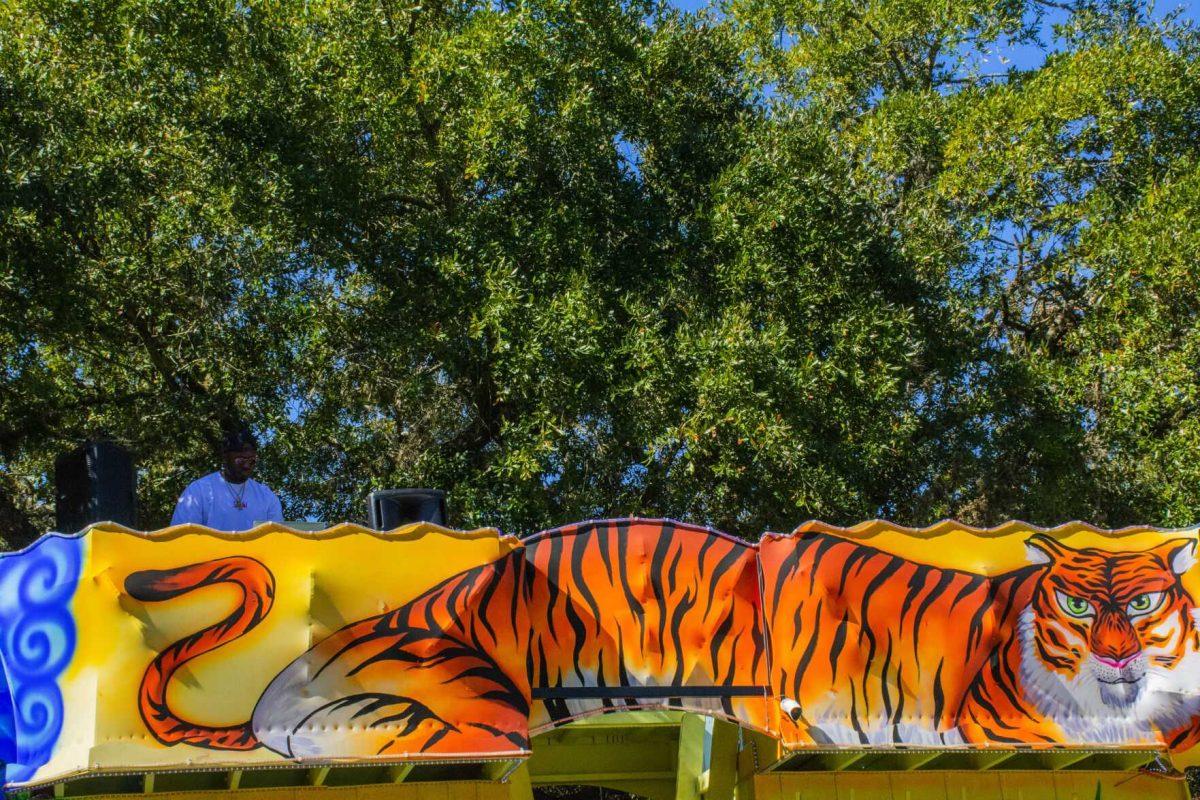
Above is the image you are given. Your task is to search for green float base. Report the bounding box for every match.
[35,712,1189,800]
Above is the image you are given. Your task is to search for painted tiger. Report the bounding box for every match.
[762,529,1200,749]
[124,519,769,759]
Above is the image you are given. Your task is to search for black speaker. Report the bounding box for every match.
[54,440,138,532]
[368,489,446,530]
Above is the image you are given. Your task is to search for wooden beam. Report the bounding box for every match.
[533,771,678,783]
[904,751,947,770]
[1052,751,1097,770]
[142,772,155,793]
[979,751,1019,770]
[675,713,706,800]
[506,763,535,800]
[1062,751,1158,772]
[484,759,525,782]
[706,719,739,799]
[740,729,781,772]
[816,751,872,771]
[53,783,65,799]
[770,752,819,771]
[307,766,331,786]
[227,769,243,790]
[387,763,415,782]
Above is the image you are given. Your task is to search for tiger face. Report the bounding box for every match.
[1020,534,1199,729]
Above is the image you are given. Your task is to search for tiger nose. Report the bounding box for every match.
[1095,653,1137,669]
[1091,612,1139,667]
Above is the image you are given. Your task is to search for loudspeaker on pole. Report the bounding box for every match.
[54,440,138,532]
[367,488,446,530]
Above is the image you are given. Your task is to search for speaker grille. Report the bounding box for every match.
[367,489,446,530]
[54,441,137,532]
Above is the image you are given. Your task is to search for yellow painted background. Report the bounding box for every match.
[782,520,1200,580]
[769,520,1200,768]
[17,518,1200,786]
[41,522,520,781]
[778,520,1200,608]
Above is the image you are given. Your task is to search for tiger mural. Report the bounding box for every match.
[761,528,1200,750]
[124,519,769,759]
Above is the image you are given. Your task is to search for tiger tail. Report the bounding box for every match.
[124,557,275,750]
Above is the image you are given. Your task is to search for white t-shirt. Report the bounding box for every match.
[170,471,284,532]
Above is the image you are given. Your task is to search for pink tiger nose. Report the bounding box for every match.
[1095,653,1138,669]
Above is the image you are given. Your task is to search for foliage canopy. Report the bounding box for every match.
[2,0,1199,541]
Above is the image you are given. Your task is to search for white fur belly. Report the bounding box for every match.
[1018,607,1200,746]
[1055,715,1159,745]
[250,652,329,758]
[806,718,963,746]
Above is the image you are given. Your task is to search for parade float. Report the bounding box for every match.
[1,518,1196,799]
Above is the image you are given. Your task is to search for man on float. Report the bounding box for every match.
[170,429,283,531]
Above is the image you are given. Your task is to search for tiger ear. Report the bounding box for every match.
[1025,534,1071,565]
[1163,539,1198,576]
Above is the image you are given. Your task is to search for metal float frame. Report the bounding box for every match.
[32,711,1188,800]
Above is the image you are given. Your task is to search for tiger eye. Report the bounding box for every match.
[1056,591,1093,618]
[1126,591,1165,616]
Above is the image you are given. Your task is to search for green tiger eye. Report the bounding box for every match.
[1126,591,1164,616]
[1056,591,1093,618]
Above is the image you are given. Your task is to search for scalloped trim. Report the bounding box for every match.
[521,516,750,546]
[1,521,519,557]
[764,519,1199,542]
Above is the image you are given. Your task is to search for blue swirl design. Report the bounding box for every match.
[0,659,13,764]
[0,535,83,785]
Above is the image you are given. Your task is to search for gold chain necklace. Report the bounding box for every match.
[221,473,249,510]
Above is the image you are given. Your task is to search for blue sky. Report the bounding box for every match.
[666,0,1199,73]
[669,0,1199,14]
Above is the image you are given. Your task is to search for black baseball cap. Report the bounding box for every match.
[221,428,259,452]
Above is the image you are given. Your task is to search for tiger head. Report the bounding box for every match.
[1021,534,1199,724]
